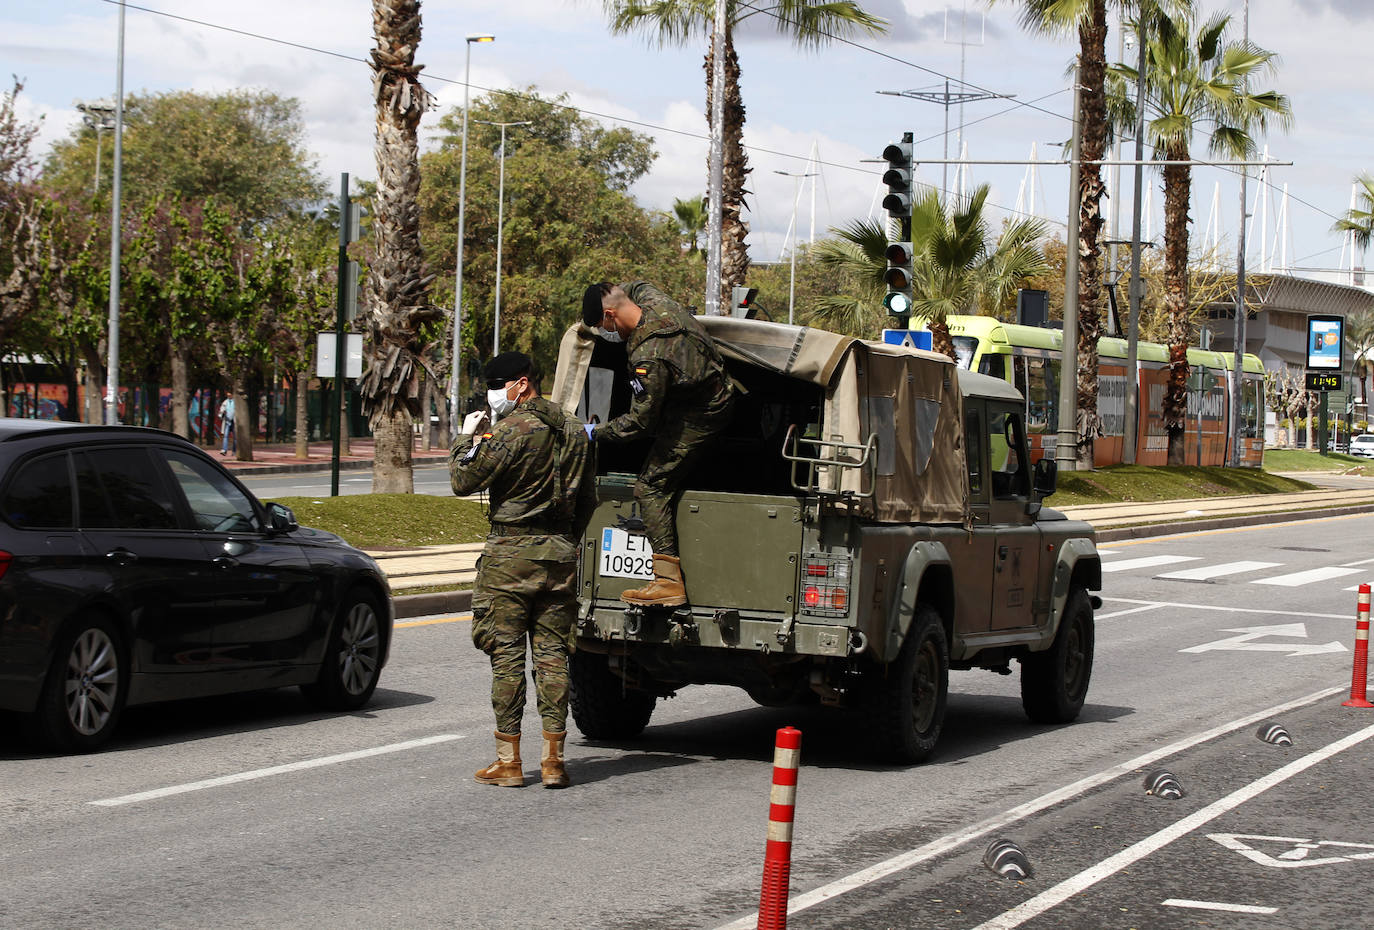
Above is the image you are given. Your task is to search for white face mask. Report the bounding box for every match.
[597,326,623,344]
[487,386,517,419]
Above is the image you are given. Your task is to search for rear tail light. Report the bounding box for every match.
[800,554,851,617]
[0,550,11,581]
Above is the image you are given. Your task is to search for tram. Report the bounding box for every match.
[939,315,1266,467]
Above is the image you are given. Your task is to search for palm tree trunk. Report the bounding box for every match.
[929,320,957,363]
[1074,3,1108,470]
[705,29,750,308]
[1162,153,1192,465]
[361,0,442,494]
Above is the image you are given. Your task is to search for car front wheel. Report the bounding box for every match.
[302,589,384,711]
[30,613,128,752]
[1021,586,1095,724]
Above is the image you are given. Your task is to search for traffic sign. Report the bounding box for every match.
[882,329,933,350]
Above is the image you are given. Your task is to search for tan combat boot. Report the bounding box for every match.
[541,730,571,788]
[619,554,688,608]
[474,730,524,787]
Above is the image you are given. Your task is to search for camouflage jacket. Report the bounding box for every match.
[597,281,734,444]
[450,396,594,561]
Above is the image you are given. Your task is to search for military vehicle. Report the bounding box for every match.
[551,317,1101,762]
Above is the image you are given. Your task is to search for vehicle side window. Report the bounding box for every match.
[75,448,179,530]
[964,406,983,496]
[160,450,260,533]
[988,407,1030,500]
[2,452,74,528]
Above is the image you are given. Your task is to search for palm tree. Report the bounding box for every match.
[1346,307,1374,409]
[909,185,1050,360]
[358,0,444,492]
[602,0,885,308]
[809,217,888,337]
[1333,173,1374,262]
[672,195,708,256]
[1108,9,1290,464]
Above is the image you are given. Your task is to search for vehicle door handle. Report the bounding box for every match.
[214,556,239,569]
[106,548,138,565]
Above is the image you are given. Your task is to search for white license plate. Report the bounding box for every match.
[599,527,654,579]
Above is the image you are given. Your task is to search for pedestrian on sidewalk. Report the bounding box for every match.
[449,351,594,789]
[218,395,237,456]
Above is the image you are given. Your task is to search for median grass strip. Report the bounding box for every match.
[1261,448,1371,472]
[277,494,488,549]
[1048,465,1314,507]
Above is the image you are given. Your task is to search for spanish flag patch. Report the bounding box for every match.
[634,365,649,376]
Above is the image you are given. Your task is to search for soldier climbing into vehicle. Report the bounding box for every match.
[580,281,735,608]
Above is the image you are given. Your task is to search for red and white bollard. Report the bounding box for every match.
[1342,583,1373,709]
[757,726,802,930]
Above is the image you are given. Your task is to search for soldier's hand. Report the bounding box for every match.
[462,410,490,435]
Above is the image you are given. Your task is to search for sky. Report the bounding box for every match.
[5,0,1373,287]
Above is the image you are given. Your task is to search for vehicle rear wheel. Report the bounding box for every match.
[866,604,949,764]
[30,613,127,752]
[569,652,656,739]
[1020,586,1094,724]
[302,589,384,711]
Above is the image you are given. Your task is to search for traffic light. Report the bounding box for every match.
[883,241,914,327]
[881,137,914,222]
[731,286,759,318]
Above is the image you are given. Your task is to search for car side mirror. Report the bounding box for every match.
[266,502,298,534]
[1032,457,1058,497]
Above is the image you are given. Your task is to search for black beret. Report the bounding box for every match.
[483,351,533,383]
[582,282,610,327]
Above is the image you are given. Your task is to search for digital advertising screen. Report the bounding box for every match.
[1306,315,1344,370]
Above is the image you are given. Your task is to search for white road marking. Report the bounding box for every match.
[1096,549,1120,556]
[711,687,1344,930]
[1340,557,1374,567]
[1161,899,1278,915]
[1180,623,1346,657]
[1100,555,1199,573]
[1156,560,1280,580]
[1098,596,1349,621]
[89,734,464,807]
[971,722,1374,930]
[1095,604,1166,621]
[1254,566,1363,587]
[1208,833,1374,869]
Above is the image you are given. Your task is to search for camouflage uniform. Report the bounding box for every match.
[451,396,593,735]
[596,281,735,555]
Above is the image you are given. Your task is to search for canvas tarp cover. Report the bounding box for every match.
[550,318,968,525]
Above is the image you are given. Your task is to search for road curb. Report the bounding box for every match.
[1094,502,1374,542]
[394,589,472,619]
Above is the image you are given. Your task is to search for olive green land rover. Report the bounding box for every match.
[550,317,1101,763]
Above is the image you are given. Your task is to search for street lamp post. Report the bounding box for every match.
[106,1,126,426]
[448,33,494,435]
[774,169,817,325]
[75,99,117,195]
[473,119,531,355]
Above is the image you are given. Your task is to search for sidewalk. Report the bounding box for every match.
[210,436,450,475]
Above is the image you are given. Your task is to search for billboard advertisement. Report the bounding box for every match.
[1307,314,1344,370]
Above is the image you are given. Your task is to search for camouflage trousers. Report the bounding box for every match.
[636,406,731,556]
[470,545,576,734]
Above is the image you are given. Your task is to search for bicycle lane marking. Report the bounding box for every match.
[712,685,1343,930]
[971,720,1374,930]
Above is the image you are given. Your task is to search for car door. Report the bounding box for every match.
[72,445,223,683]
[986,403,1041,631]
[155,447,323,679]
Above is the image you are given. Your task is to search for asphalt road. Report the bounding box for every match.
[3,515,1372,928]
